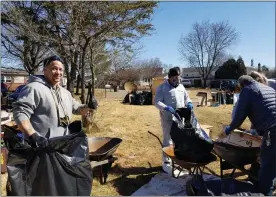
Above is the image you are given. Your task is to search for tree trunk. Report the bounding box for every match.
[76,75,81,95]
[91,65,95,96]
[203,78,207,88]
[70,65,77,95]
[148,80,152,90]
[64,62,72,92]
[80,38,91,104]
[80,64,86,104]
[89,43,95,96]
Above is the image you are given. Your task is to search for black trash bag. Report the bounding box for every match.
[3,120,93,196]
[170,108,214,162]
[130,94,138,105]
[141,91,152,105]
[134,93,145,105]
[127,91,152,105]
[122,93,130,104]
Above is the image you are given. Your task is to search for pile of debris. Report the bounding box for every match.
[123,91,152,105]
[122,82,152,105]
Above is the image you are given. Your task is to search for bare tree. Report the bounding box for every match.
[2,1,158,103]
[106,49,137,88]
[135,58,163,88]
[116,68,141,83]
[1,2,50,74]
[87,41,111,96]
[43,1,157,100]
[162,63,174,75]
[179,21,239,87]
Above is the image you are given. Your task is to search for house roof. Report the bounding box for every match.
[1,67,29,76]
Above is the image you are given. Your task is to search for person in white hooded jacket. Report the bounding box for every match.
[154,67,193,175]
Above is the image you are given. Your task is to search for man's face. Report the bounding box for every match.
[43,60,63,86]
[169,74,180,86]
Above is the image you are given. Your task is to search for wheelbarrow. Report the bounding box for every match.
[148,131,217,178]
[88,137,122,184]
[213,141,261,181]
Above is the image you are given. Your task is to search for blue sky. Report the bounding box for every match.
[137,2,275,69]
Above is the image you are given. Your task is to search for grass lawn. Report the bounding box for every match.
[1,88,252,196]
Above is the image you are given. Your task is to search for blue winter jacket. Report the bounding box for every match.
[229,81,276,136]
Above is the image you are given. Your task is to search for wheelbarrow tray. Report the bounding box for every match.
[163,145,217,169]
[213,141,260,167]
[88,137,122,161]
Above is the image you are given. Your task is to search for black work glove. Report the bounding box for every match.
[28,133,48,148]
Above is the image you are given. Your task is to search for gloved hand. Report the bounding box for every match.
[164,106,175,114]
[224,126,232,135]
[28,133,48,148]
[187,102,193,110]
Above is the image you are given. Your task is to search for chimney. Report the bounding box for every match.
[251,59,254,67]
[258,63,261,72]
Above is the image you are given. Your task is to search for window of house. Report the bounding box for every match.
[6,76,12,82]
[1,76,12,82]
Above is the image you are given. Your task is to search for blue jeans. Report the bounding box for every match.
[258,128,276,195]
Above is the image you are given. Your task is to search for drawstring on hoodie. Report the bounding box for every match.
[28,75,70,127]
[50,87,70,127]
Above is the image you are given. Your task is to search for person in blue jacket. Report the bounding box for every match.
[154,67,193,175]
[224,75,276,195]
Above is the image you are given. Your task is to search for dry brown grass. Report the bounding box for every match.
[1,88,252,196]
[84,88,251,196]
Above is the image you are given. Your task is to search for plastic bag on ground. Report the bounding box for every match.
[3,120,93,196]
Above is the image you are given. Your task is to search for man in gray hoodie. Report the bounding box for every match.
[13,55,92,147]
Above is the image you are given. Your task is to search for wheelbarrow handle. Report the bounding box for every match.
[148,131,163,148]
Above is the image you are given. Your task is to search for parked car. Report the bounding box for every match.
[181,79,192,88]
[7,84,26,109]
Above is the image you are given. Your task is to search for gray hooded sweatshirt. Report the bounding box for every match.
[13,75,86,138]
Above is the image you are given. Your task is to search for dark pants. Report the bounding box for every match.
[248,161,260,185]
[258,128,276,195]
